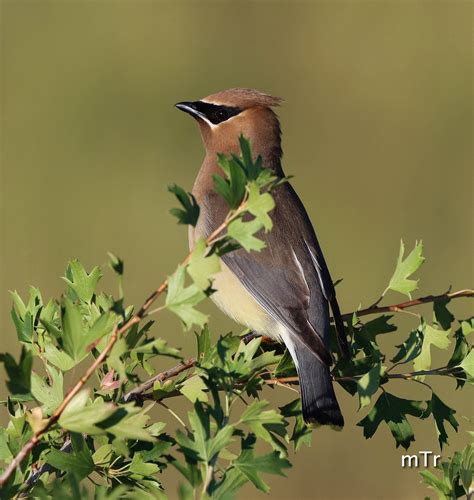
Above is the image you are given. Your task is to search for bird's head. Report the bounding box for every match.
[175,88,283,165]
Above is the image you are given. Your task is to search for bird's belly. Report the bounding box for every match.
[211,262,282,341]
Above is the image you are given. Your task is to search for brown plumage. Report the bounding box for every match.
[176,88,349,426]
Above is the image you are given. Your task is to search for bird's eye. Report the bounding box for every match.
[216,109,229,121]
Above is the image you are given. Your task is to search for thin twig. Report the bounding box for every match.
[341,289,474,321]
[123,358,196,402]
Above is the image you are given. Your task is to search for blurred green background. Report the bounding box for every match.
[1,1,472,498]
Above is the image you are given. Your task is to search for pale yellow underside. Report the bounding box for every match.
[211,262,283,341]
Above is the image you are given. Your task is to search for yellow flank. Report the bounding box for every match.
[211,262,281,341]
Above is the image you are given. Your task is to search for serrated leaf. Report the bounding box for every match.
[459,349,474,377]
[433,298,455,330]
[166,265,207,330]
[179,375,208,403]
[246,182,274,231]
[420,470,451,496]
[357,392,426,449]
[10,308,33,343]
[45,434,94,479]
[213,158,246,209]
[234,450,290,493]
[273,349,296,378]
[31,366,63,415]
[102,405,156,442]
[61,297,87,361]
[414,324,451,378]
[43,339,76,371]
[385,240,425,298]
[168,184,200,226]
[59,392,117,434]
[460,443,473,491]
[62,260,102,303]
[239,401,288,453]
[0,347,33,398]
[461,318,474,336]
[211,468,247,500]
[187,238,220,290]
[227,218,265,252]
[129,453,160,476]
[107,252,124,275]
[391,329,423,364]
[207,425,235,460]
[357,363,381,409]
[426,393,458,449]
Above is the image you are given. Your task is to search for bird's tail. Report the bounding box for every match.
[293,340,344,427]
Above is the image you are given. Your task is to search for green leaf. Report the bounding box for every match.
[0,347,33,399]
[461,317,474,337]
[187,238,220,290]
[414,324,451,378]
[61,297,87,361]
[207,425,235,460]
[43,339,76,371]
[460,443,473,491]
[357,363,382,409]
[129,453,160,476]
[179,375,208,403]
[131,337,180,357]
[357,392,426,449]
[166,265,208,329]
[102,404,156,442]
[31,366,63,415]
[391,328,423,364]
[81,312,116,354]
[227,218,265,252]
[239,400,288,453]
[273,349,296,378]
[385,240,425,298]
[9,290,27,318]
[459,349,474,377]
[45,434,94,479]
[107,252,124,275]
[433,298,455,330]
[213,158,246,209]
[62,260,102,303]
[234,450,291,493]
[10,308,33,343]
[59,391,117,434]
[426,393,458,449]
[168,184,200,226]
[212,468,247,500]
[246,182,275,231]
[355,315,397,351]
[0,429,12,461]
[420,470,451,497]
[280,399,312,451]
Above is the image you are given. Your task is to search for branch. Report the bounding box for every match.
[0,198,249,489]
[123,358,196,403]
[341,289,474,320]
[242,289,474,344]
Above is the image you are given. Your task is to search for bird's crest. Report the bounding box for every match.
[202,88,282,109]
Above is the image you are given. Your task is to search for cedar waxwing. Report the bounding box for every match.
[176,88,349,426]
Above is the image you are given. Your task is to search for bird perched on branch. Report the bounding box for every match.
[176,88,349,426]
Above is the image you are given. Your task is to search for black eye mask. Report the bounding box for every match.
[192,102,242,124]
[176,101,242,125]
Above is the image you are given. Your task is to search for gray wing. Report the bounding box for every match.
[200,183,340,365]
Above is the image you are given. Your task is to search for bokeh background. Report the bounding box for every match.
[1,1,472,498]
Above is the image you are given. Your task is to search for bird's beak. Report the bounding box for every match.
[175,101,205,120]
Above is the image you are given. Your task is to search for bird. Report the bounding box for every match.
[175,88,349,426]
